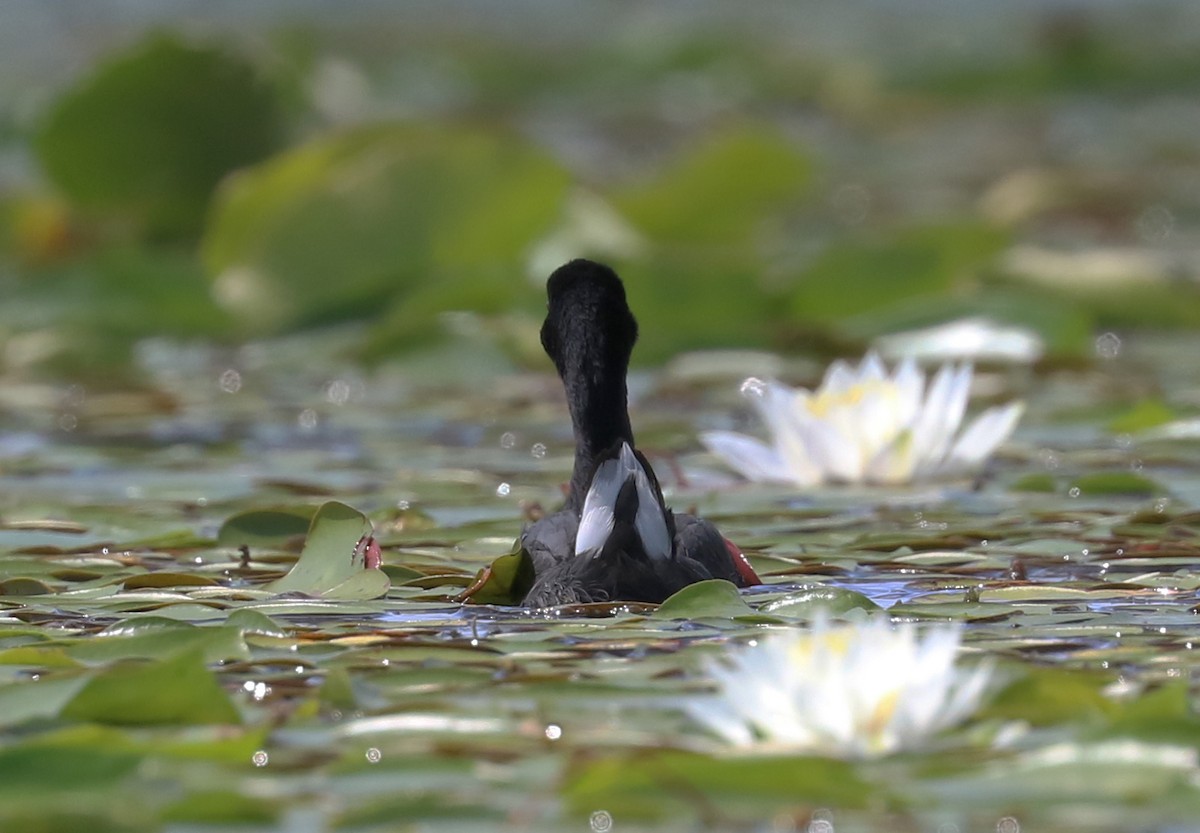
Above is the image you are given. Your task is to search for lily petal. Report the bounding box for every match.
[699,430,802,485]
[943,401,1025,472]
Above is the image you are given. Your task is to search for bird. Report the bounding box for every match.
[520,258,761,607]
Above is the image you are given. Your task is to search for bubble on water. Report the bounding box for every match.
[298,408,319,432]
[544,723,562,741]
[531,442,547,459]
[590,811,614,833]
[326,379,351,405]
[219,368,242,394]
[996,817,1020,833]
[396,500,410,510]
[1081,548,1089,557]
[1094,332,1121,360]
[808,808,834,833]
[365,747,382,764]
[1136,204,1175,243]
[500,431,517,449]
[1068,486,1081,498]
[252,750,269,767]
[58,413,77,432]
[496,482,511,497]
[740,377,767,398]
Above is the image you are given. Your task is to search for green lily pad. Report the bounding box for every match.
[653,580,753,620]
[1070,472,1165,497]
[61,650,240,726]
[266,501,389,600]
[758,585,880,618]
[217,507,316,550]
[566,750,871,820]
[35,33,283,237]
[460,545,535,606]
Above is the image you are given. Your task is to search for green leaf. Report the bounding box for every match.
[217,506,316,550]
[0,743,142,794]
[980,667,1115,726]
[615,124,811,244]
[0,675,91,728]
[566,751,871,820]
[460,545,535,606]
[35,34,283,237]
[653,580,753,620]
[61,650,241,726]
[162,791,279,825]
[758,585,880,618]
[202,124,568,335]
[1010,473,1058,493]
[791,223,1010,325]
[1070,472,1165,497]
[1108,399,1178,434]
[266,501,389,600]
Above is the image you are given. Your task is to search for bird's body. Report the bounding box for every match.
[520,259,760,607]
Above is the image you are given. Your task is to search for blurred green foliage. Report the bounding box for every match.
[34,35,285,239]
[1,15,1197,381]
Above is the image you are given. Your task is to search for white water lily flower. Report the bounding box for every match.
[686,617,992,758]
[700,352,1023,486]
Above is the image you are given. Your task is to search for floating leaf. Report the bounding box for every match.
[615,125,811,244]
[203,124,568,335]
[217,507,315,550]
[35,34,283,237]
[459,545,534,606]
[162,791,279,825]
[653,580,753,620]
[758,585,880,618]
[61,650,241,726]
[566,751,870,820]
[0,743,142,794]
[1108,399,1177,434]
[980,667,1114,726]
[265,501,389,600]
[1070,472,1165,497]
[1010,473,1058,493]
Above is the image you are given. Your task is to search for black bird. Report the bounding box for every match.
[521,259,760,607]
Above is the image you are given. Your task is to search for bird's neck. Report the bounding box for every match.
[560,352,634,511]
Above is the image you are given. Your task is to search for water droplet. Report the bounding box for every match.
[298,408,319,432]
[496,482,511,497]
[500,431,517,449]
[1068,486,1080,498]
[252,750,269,767]
[1136,204,1175,242]
[242,680,256,692]
[396,500,410,510]
[365,747,382,764]
[590,810,614,833]
[1081,548,1089,557]
[544,724,562,741]
[58,413,77,432]
[380,658,389,667]
[531,442,547,459]
[996,817,1020,833]
[219,369,242,394]
[326,379,351,405]
[294,665,304,674]
[252,682,270,701]
[1094,332,1121,360]
[740,377,766,398]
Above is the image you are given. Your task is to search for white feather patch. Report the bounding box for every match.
[574,443,672,560]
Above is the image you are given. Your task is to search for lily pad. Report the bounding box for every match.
[459,545,535,606]
[265,501,389,600]
[653,580,753,620]
[217,507,316,550]
[61,649,241,726]
[35,33,283,237]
